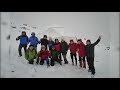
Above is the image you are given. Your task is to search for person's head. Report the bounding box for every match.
[70,40,74,44]
[43,35,47,39]
[41,45,46,51]
[31,32,35,37]
[86,40,91,45]
[52,45,55,50]
[77,39,82,44]
[55,39,59,43]
[49,37,52,41]
[61,38,64,42]
[29,45,34,50]
[22,31,26,36]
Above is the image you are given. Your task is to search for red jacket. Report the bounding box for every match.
[54,42,61,52]
[38,50,50,60]
[69,43,78,54]
[77,42,85,57]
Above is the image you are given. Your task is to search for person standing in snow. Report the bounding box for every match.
[28,32,39,52]
[36,45,50,67]
[60,38,69,64]
[54,39,62,62]
[50,45,62,66]
[48,37,54,52]
[25,45,38,64]
[39,35,48,49]
[16,31,28,57]
[77,39,86,68]
[85,36,101,76]
[69,40,78,66]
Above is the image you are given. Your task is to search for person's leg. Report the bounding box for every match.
[51,58,54,66]
[62,53,68,64]
[90,57,95,75]
[23,44,27,54]
[58,51,62,61]
[40,60,44,65]
[36,57,39,64]
[18,44,23,56]
[86,57,91,72]
[45,57,49,66]
[79,56,82,67]
[70,53,74,65]
[74,53,77,66]
[83,56,86,68]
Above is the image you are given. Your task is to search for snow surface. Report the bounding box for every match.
[1,12,119,78]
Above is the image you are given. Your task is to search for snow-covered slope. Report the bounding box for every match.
[1,19,110,78]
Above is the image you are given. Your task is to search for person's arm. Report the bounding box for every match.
[36,37,39,44]
[93,36,101,46]
[16,36,20,41]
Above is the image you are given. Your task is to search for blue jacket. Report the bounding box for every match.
[17,35,28,45]
[48,41,54,48]
[28,36,39,47]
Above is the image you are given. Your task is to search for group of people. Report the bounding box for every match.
[16,31,101,76]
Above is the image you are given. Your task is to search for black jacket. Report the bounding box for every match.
[40,38,48,48]
[85,38,100,57]
[60,41,69,54]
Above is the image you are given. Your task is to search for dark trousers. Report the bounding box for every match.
[70,53,77,65]
[51,57,61,66]
[18,44,27,56]
[62,53,68,63]
[39,58,49,65]
[86,57,95,74]
[58,51,62,61]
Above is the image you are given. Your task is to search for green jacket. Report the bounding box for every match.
[25,49,38,61]
[51,50,59,59]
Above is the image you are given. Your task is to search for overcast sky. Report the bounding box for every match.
[10,12,112,45]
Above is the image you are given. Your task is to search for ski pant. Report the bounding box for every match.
[61,53,68,63]
[70,53,77,65]
[51,57,61,66]
[39,58,49,65]
[18,44,27,56]
[86,57,95,74]
[58,51,62,61]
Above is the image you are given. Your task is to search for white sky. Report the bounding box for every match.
[10,12,112,46]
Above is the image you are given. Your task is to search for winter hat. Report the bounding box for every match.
[55,38,59,41]
[77,39,82,42]
[44,35,47,38]
[86,39,91,42]
[70,39,73,42]
[31,32,35,35]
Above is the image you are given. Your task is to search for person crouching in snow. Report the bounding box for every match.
[85,36,101,76]
[77,39,86,68]
[69,40,78,66]
[25,45,38,64]
[50,45,62,66]
[36,45,50,67]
